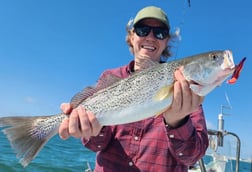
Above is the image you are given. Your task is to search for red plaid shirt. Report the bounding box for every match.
[82,61,209,172]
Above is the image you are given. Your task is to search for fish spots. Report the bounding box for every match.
[31,115,65,140]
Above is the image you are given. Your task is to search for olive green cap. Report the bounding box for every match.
[133,6,170,29]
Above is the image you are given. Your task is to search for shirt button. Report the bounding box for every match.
[99,134,104,137]
[179,152,183,156]
[128,161,133,166]
[134,136,139,141]
[169,134,174,138]
[97,145,101,148]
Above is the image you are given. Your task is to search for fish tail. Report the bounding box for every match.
[0,114,64,167]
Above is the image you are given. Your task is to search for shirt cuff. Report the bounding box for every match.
[164,116,194,141]
[82,126,112,151]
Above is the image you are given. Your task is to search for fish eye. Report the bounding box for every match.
[210,54,217,60]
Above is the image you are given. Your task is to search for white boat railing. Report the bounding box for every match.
[197,107,241,172]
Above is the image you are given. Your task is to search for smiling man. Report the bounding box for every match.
[59,6,209,172]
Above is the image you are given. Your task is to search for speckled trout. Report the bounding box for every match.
[0,50,238,167]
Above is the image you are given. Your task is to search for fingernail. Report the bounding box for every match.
[60,133,68,140]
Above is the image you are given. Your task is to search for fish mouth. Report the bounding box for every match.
[189,68,235,88]
[223,50,235,69]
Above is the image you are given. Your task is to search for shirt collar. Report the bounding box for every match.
[126,60,135,74]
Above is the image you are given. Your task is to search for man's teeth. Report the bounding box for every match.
[142,45,156,51]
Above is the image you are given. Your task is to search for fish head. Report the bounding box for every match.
[181,50,235,96]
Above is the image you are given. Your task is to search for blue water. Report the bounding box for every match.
[201,155,251,172]
[0,132,251,172]
[0,133,96,172]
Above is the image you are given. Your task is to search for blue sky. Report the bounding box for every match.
[0,0,251,159]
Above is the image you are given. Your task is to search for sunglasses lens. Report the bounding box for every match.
[135,26,151,37]
[134,25,169,40]
[153,28,169,40]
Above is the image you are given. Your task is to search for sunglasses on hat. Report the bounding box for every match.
[134,25,169,40]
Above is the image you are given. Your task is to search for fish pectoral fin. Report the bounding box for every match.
[152,85,173,118]
[153,85,173,101]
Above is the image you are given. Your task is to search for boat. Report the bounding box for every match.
[189,105,242,172]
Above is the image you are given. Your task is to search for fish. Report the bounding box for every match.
[0,50,238,167]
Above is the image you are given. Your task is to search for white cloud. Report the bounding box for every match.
[24,96,36,103]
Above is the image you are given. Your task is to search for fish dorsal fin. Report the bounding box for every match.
[136,57,160,70]
[70,86,97,108]
[70,73,122,109]
[96,73,122,90]
[153,85,173,101]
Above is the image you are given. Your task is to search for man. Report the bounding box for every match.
[59,6,208,172]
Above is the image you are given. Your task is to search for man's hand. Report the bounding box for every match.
[59,103,102,140]
[163,69,204,128]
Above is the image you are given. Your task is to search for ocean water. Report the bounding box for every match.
[0,133,96,172]
[0,132,251,172]
[200,155,251,172]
